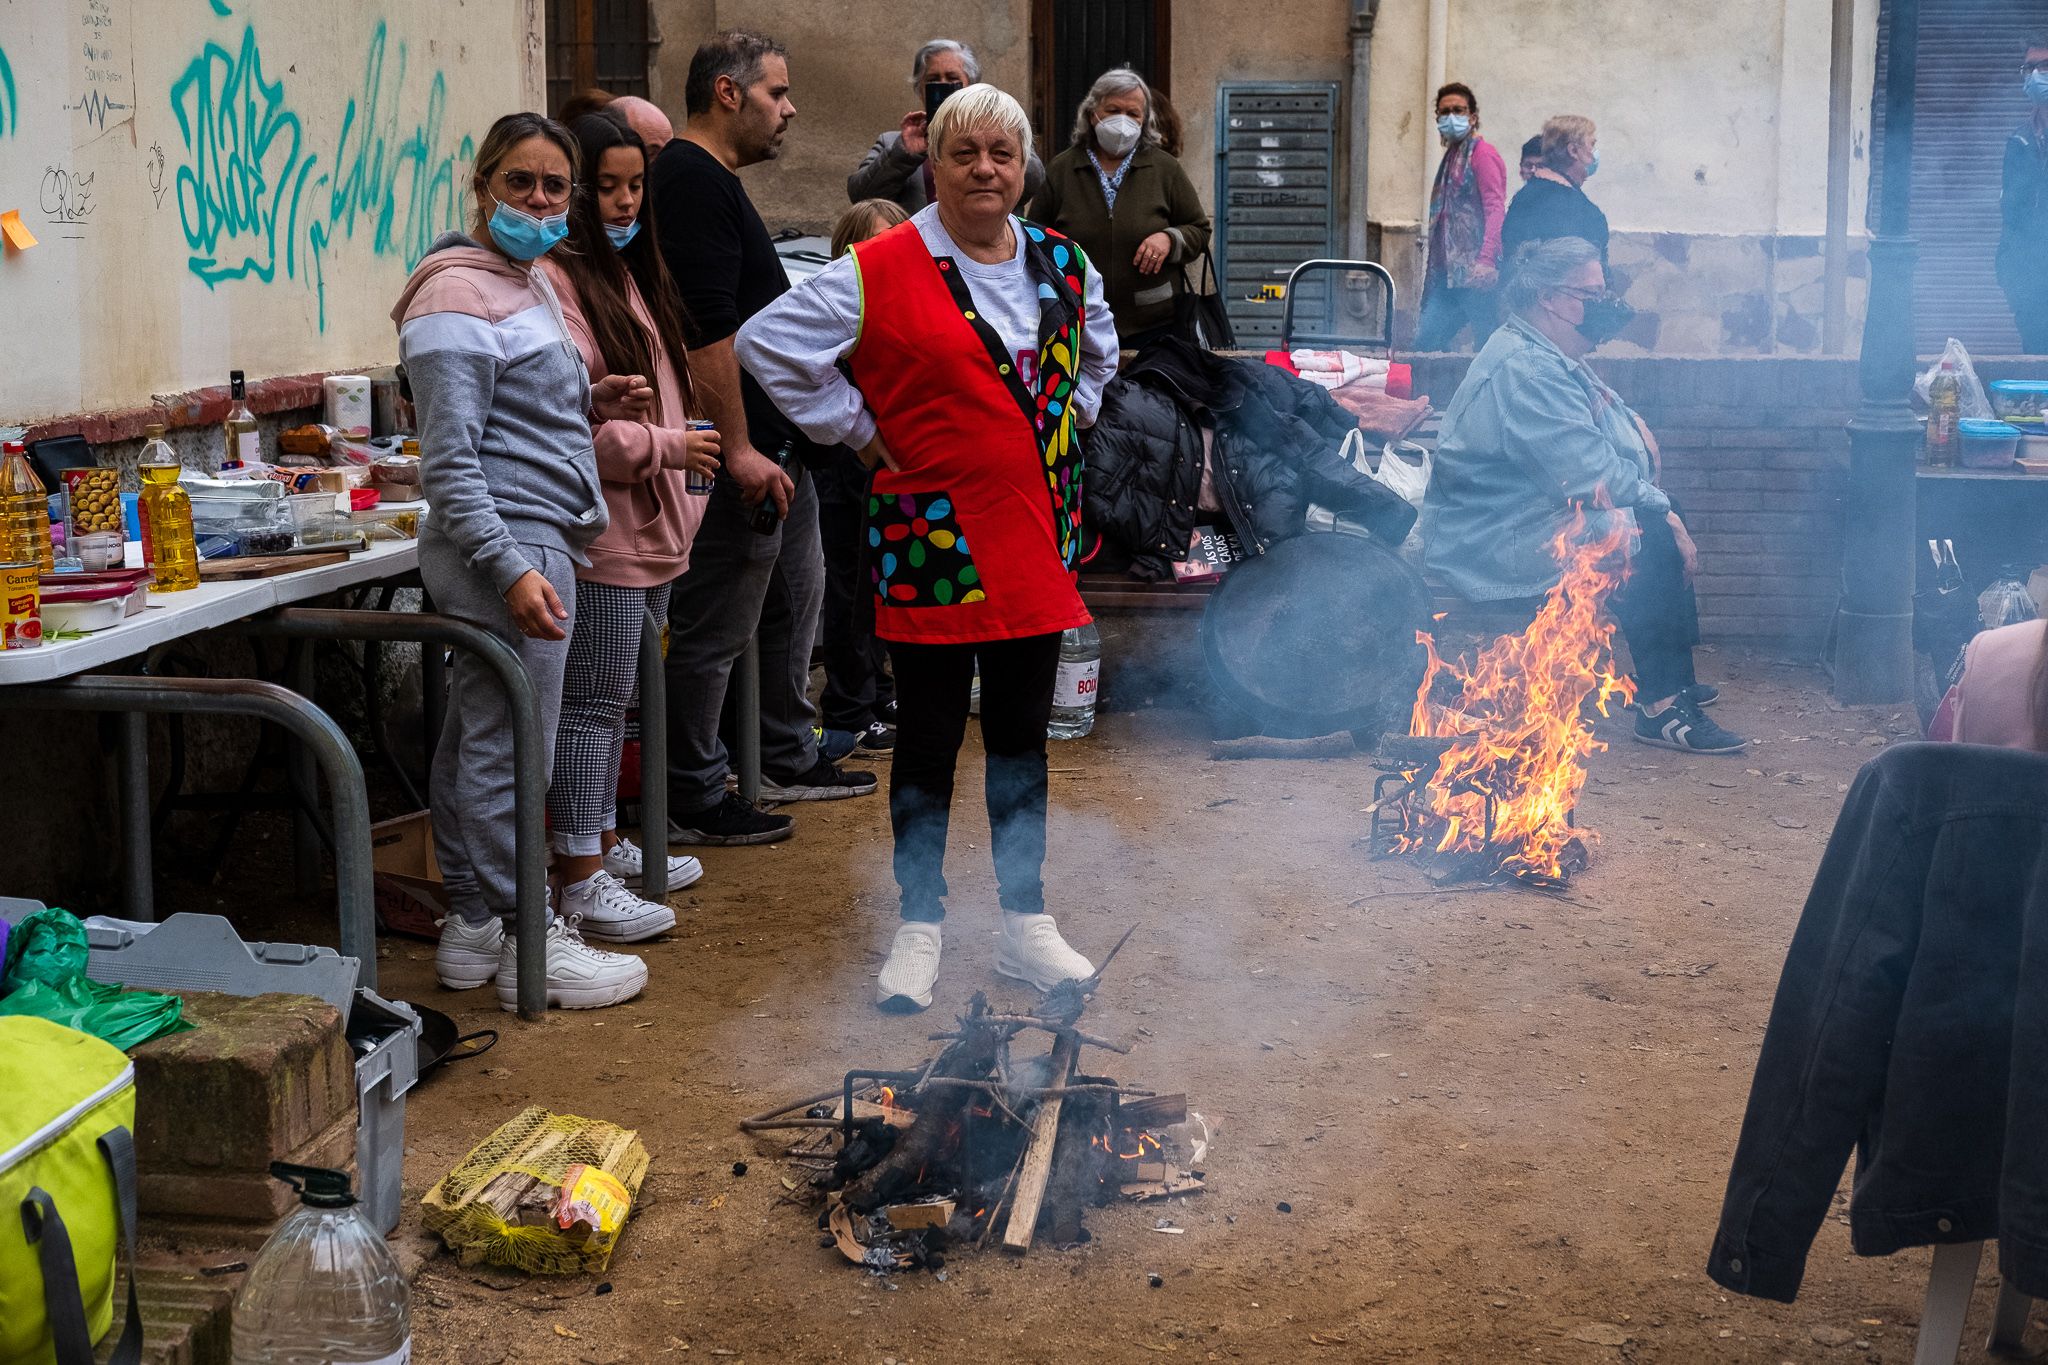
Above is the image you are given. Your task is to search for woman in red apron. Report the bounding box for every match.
[739,84,1119,1011]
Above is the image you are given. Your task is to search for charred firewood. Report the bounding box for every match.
[840,995,1009,1213]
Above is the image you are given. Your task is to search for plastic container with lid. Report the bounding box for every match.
[1987,379,2048,420]
[1957,418,2022,469]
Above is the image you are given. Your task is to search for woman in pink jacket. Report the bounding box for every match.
[540,110,721,939]
[1934,618,2048,750]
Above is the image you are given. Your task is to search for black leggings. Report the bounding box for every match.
[1610,510,1701,706]
[888,632,1063,922]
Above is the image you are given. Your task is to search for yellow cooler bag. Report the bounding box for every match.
[0,1016,142,1365]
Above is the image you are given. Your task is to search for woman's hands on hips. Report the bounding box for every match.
[505,569,569,641]
[857,432,902,474]
[1133,231,1172,275]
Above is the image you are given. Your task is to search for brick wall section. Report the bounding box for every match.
[1404,354,1861,645]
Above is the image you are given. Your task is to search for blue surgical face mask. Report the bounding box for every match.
[488,197,570,261]
[1437,112,1471,141]
[1584,151,1601,178]
[605,220,640,250]
[2027,70,2048,104]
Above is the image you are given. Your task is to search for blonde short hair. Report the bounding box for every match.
[1540,114,1596,171]
[927,83,1032,160]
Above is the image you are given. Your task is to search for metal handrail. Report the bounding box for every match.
[1280,258,1398,353]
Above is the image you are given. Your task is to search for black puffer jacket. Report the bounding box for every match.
[1087,337,1417,580]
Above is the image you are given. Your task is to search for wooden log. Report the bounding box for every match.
[1002,1032,1080,1254]
[1117,1094,1188,1128]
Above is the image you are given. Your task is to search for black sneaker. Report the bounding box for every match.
[1633,699,1746,754]
[877,699,898,723]
[759,756,879,803]
[853,721,896,756]
[667,791,795,845]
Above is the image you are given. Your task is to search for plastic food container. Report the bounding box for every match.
[40,579,141,632]
[1987,379,2048,420]
[1958,418,2022,468]
[69,530,122,571]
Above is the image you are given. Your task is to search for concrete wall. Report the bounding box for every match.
[0,0,542,424]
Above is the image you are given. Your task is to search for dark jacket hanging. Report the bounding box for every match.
[1706,742,2048,1303]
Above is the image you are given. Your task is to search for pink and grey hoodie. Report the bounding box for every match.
[392,231,608,595]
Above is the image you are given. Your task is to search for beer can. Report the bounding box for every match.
[0,561,43,649]
[685,419,716,496]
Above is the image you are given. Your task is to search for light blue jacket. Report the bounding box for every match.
[1421,315,1669,601]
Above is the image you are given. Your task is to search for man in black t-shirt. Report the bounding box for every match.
[651,30,876,847]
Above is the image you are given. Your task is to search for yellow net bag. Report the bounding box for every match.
[421,1106,650,1275]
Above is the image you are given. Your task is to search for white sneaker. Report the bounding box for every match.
[436,915,504,990]
[560,870,676,943]
[603,837,704,893]
[876,921,943,1013]
[495,914,649,1011]
[995,914,1094,992]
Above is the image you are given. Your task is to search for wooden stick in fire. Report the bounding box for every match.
[1001,1030,1081,1254]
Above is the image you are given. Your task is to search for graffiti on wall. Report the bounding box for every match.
[0,45,17,140]
[169,20,475,328]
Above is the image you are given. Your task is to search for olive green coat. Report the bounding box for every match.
[1029,143,1212,342]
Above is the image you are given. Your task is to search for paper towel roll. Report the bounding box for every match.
[324,374,372,438]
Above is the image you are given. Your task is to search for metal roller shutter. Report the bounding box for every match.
[1213,83,1341,345]
[1872,0,2041,354]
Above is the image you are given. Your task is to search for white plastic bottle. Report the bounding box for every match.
[1047,623,1101,740]
[233,1163,411,1364]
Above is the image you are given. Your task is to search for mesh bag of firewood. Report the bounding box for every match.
[421,1105,650,1274]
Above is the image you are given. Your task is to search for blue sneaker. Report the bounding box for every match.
[818,727,860,762]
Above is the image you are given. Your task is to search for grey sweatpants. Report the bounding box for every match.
[664,464,824,811]
[419,530,576,923]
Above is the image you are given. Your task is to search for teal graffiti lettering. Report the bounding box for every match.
[0,46,17,140]
[306,22,476,323]
[170,26,311,292]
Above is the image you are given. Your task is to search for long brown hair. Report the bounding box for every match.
[554,111,696,421]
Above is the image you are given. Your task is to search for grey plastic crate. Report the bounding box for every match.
[348,989,423,1234]
[84,913,359,1014]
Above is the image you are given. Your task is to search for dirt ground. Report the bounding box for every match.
[210,646,2036,1364]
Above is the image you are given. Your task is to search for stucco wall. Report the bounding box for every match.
[0,0,540,424]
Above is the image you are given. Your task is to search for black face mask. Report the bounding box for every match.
[1574,294,1636,345]
[924,81,959,122]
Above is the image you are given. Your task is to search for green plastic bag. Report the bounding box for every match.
[1,906,89,993]
[0,908,191,1050]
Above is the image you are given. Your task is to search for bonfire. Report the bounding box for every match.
[1386,511,1635,883]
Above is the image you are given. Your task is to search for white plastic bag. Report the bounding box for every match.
[1914,338,1993,419]
[1338,432,1430,560]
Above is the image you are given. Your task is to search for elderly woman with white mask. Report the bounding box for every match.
[1031,65,1210,347]
[740,85,1118,1013]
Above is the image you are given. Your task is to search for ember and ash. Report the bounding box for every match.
[1381,513,1635,884]
[742,947,1203,1272]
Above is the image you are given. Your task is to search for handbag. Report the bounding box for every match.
[1174,250,1235,351]
[0,1016,143,1365]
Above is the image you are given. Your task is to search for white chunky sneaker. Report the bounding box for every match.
[995,914,1095,992]
[603,837,704,893]
[496,914,649,1011]
[875,921,943,1013]
[559,870,676,943]
[435,915,504,990]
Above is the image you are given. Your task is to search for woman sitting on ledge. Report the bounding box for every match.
[1421,236,1748,756]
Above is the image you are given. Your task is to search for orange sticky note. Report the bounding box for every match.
[0,211,35,251]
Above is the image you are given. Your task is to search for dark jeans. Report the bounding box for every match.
[813,452,894,730]
[1413,281,1498,351]
[1610,509,1701,705]
[2005,283,2048,354]
[889,632,1062,922]
[1708,743,2048,1303]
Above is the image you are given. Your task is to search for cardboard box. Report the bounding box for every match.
[370,811,446,940]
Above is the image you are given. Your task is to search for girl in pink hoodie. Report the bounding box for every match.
[539,111,720,939]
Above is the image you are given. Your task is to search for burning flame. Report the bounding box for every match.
[878,1086,896,1111]
[1094,1131,1164,1160]
[1405,510,1635,880]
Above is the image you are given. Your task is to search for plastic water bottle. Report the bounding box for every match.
[233,1163,410,1365]
[1047,624,1101,740]
[1979,567,2041,630]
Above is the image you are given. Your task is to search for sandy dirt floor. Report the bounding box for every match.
[200,647,2037,1364]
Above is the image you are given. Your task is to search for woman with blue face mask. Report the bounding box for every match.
[536,110,724,946]
[1414,82,1507,351]
[1998,34,2048,352]
[394,112,664,1012]
[1500,114,1610,273]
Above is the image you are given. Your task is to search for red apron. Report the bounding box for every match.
[847,220,1093,647]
